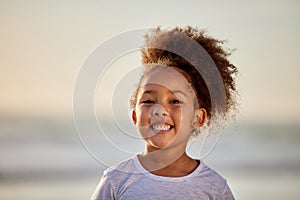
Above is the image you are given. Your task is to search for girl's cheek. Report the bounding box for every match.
[138,107,150,122]
[171,106,182,116]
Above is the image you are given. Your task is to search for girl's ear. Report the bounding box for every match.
[192,108,207,128]
[132,110,137,124]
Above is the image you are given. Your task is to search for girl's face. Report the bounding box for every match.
[132,66,206,152]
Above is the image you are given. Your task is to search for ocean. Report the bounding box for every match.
[0,117,300,200]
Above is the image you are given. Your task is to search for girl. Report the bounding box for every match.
[91,26,238,200]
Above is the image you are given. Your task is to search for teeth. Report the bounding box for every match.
[152,124,171,131]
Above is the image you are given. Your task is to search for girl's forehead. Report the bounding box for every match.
[141,67,191,90]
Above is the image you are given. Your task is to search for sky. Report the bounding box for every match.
[0,0,300,124]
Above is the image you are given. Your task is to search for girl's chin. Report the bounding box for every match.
[147,142,171,150]
[146,135,176,149]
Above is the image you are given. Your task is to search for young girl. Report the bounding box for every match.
[91,26,238,200]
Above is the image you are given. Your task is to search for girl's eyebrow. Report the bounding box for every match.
[141,89,187,97]
[141,90,155,95]
[172,90,187,97]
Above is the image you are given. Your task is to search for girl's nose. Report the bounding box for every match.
[150,104,168,117]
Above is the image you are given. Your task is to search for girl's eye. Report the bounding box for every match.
[170,99,183,104]
[141,100,155,104]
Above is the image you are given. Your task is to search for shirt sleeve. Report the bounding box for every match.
[90,171,115,200]
[220,182,235,200]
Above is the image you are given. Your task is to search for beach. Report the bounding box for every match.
[1,118,300,200]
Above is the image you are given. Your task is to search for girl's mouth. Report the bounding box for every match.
[151,124,174,131]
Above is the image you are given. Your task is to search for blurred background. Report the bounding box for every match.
[1,0,300,199]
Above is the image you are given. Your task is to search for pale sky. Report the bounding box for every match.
[0,0,299,124]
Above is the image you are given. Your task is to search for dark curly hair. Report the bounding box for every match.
[130,26,238,125]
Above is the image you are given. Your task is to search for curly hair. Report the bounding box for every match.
[130,26,238,125]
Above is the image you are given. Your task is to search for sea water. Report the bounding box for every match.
[0,117,300,200]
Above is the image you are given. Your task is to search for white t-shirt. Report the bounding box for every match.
[91,155,235,200]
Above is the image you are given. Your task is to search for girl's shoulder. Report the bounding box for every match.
[103,155,139,177]
[196,161,227,183]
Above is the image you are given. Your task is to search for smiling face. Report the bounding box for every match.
[132,66,206,152]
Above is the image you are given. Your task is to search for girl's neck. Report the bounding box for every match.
[138,149,199,177]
